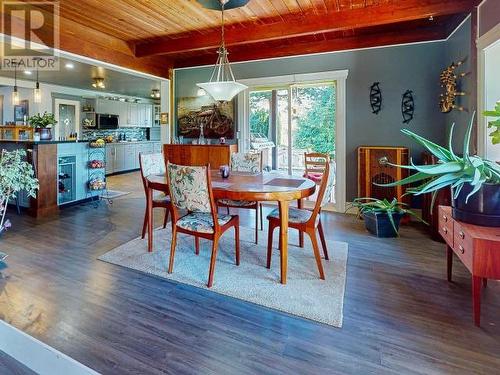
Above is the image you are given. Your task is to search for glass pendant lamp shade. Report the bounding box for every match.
[196,81,247,102]
[12,87,19,105]
[33,83,41,104]
[196,1,247,102]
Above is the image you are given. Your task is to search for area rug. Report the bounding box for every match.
[98,226,348,327]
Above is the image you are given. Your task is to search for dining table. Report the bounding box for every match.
[145,171,316,284]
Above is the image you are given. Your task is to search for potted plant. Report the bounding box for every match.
[0,149,39,239]
[29,112,57,141]
[346,197,425,237]
[484,100,500,145]
[379,113,500,227]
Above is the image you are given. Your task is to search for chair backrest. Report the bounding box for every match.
[310,162,336,221]
[230,152,261,173]
[166,162,213,213]
[139,152,165,178]
[304,152,330,175]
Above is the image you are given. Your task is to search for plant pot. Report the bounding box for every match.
[36,128,52,141]
[363,211,403,237]
[452,183,500,227]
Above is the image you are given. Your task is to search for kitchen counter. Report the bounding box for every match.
[0,139,88,144]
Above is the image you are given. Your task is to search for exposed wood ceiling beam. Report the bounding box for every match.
[135,0,473,57]
[173,25,447,68]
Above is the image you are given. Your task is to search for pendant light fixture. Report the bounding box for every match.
[196,0,247,102]
[33,58,41,104]
[12,62,19,105]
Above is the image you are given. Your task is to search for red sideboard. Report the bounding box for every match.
[438,206,500,326]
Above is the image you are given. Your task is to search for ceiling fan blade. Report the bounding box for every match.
[196,0,250,10]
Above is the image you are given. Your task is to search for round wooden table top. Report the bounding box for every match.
[146,171,316,202]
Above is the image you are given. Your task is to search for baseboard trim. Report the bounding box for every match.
[0,320,100,375]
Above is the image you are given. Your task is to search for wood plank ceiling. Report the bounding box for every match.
[4,0,475,77]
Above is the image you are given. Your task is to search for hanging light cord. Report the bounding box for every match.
[209,0,236,84]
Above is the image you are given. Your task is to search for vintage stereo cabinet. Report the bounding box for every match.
[357,146,410,204]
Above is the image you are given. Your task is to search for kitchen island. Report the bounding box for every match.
[0,140,101,218]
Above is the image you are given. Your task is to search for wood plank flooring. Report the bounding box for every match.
[0,171,499,375]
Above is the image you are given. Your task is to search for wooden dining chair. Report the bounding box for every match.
[217,152,263,244]
[266,162,335,280]
[139,152,171,240]
[303,152,330,185]
[167,162,240,288]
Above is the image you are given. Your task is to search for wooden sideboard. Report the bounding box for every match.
[438,206,500,326]
[163,144,238,168]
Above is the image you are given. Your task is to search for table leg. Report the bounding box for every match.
[446,245,453,282]
[278,200,289,285]
[147,187,153,253]
[297,198,304,248]
[472,275,481,327]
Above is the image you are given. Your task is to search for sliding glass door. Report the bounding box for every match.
[249,82,336,176]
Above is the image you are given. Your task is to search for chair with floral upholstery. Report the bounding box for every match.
[266,162,335,280]
[167,162,240,288]
[139,153,171,243]
[217,152,263,244]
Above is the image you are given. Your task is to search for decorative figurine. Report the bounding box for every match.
[439,59,469,113]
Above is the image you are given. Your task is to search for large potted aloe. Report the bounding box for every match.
[380,113,500,227]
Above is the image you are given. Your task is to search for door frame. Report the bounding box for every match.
[237,70,348,212]
[477,21,500,158]
[54,98,81,141]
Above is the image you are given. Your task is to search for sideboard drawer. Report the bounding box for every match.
[453,221,473,272]
[439,211,454,246]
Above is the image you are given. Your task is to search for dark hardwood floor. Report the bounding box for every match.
[0,171,499,375]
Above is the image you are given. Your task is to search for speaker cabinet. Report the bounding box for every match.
[358,146,410,204]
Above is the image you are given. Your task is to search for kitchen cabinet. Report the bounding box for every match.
[96,99,153,127]
[106,142,158,175]
[105,146,115,174]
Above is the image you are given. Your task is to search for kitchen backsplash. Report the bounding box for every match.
[82,128,148,141]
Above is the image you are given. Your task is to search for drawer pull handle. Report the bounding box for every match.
[442,227,448,234]
[459,245,464,254]
[459,231,465,239]
[443,215,448,222]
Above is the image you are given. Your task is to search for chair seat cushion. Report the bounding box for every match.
[153,193,170,204]
[267,207,313,224]
[177,212,233,234]
[218,199,257,207]
[304,172,323,183]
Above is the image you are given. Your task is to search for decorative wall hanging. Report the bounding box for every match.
[369,82,382,114]
[177,96,234,139]
[401,90,414,124]
[439,59,469,113]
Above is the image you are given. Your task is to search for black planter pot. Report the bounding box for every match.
[363,211,403,238]
[37,128,52,141]
[452,183,500,227]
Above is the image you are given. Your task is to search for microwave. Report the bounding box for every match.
[96,114,119,129]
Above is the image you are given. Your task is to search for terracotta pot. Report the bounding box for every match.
[452,183,500,227]
[37,128,52,141]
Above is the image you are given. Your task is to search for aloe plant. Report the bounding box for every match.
[484,100,500,144]
[378,113,500,205]
[346,197,425,236]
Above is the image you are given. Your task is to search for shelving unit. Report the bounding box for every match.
[87,144,109,204]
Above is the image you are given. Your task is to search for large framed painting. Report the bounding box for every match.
[177,96,235,139]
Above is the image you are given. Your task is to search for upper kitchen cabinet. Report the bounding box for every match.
[96,98,153,127]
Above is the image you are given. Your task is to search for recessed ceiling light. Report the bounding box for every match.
[23,70,32,75]
[65,63,75,69]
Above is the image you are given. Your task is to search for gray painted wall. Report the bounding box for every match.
[479,0,500,37]
[175,42,447,200]
[443,17,473,152]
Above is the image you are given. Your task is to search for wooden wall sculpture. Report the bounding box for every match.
[439,60,469,113]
